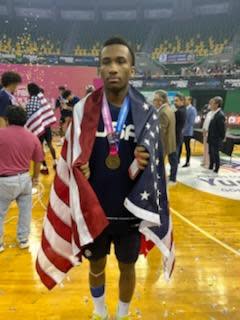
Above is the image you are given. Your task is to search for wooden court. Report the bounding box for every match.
[0,143,239,320]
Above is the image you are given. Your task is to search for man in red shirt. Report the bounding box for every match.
[0,106,44,253]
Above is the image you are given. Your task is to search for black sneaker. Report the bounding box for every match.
[182,163,190,168]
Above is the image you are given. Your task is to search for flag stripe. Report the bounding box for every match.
[50,186,71,226]
[61,141,68,161]
[56,156,69,186]
[36,259,57,290]
[42,232,74,272]
[43,217,73,254]
[37,248,66,284]
[47,204,72,243]
[26,93,56,137]
[54,174,70,207]
[26,106,53,129]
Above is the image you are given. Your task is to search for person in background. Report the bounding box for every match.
[26,83,57,174]
[165,93,187,184]
[202,99,214,168]
[55,86,66,110]
[180,96,197,167]
[0,72,22,128]
[61,89,80,132]
[55,86,66,141]
[207,97,226,174]
[0,106,44,253]
[153,90,177,185]
[174,93,187,161]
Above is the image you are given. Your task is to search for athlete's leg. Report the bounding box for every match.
[114,228,141,318]
[83,230,110,318]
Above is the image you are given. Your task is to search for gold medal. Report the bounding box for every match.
[105,154,121,170]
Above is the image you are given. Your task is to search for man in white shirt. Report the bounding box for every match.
[202,99,214,168]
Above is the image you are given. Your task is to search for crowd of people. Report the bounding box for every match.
[181,64,240,77]
[152,91,226,183]
[0,37,227,320]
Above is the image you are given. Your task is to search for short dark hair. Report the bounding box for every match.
[175,93,185,102]
[59,86,65,91]
[102,37,135,66]
[213,96,223,108]
[6,106,27,126]
[62,90,72,99]
[1,72,22,87]
[28,83,41,96]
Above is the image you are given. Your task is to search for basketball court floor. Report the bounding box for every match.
[0,142,239,320]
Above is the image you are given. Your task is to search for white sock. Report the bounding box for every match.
[92,294,106,317]
[117,300,130,317]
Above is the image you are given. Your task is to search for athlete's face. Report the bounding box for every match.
[100,44,135,93]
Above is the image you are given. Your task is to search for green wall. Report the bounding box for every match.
[225,90,240,113]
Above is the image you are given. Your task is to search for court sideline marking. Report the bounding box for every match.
[170,207,240,256]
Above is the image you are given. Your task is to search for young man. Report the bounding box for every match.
[0,106,44,252]
[180,96,197,167]
[208,97,226,173]
[26,83,57,174]
[0,72,22,128]
[36,38,174,320]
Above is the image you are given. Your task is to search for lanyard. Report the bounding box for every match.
[102,93,130,156]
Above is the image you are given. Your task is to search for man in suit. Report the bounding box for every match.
[0,72,22,128]
[174,93,187,161]
[162,93,186,184]
[153,90,176,157]
[208,97,226,173]
[153,90,177,184]
[180,96,197,167]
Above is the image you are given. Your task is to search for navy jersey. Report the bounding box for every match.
[89,102,140,231]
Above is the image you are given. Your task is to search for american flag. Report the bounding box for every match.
[25,92,56,136]
[36,86,175,290]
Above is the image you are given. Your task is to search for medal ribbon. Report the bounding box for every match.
[102,93,130,156]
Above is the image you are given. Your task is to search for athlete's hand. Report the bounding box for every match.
[134,146,150,170]
[80,162,90,179]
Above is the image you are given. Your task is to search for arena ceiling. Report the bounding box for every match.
[0,0,238,20]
